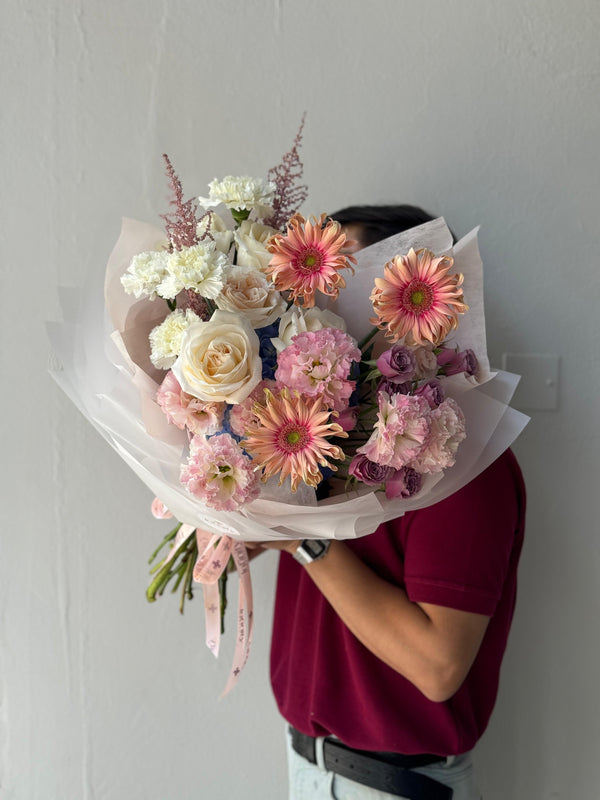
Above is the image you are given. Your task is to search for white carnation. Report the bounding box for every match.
[196,211,234,254]
[198,175,276,218]
[271,306,347,353]
[156,242,230,300]
[149,308,201,369]
[120,250,169,298]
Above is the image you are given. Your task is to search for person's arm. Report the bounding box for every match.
[248,538,489,702]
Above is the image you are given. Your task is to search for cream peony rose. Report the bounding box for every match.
[413,345,439,381]
[172,310,262,404]
[196,211,234,255]
[234,220,279,271]
[271,306,347,354]
[215,265,287,329]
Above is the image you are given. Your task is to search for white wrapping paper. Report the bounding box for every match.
[47,218,529,541]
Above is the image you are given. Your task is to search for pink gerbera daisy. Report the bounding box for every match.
[264,213,355,308]
[370,248,468,345]
[242,389,347,491]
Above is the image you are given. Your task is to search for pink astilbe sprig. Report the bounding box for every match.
[160,153,203,251]
[267,114,309,231]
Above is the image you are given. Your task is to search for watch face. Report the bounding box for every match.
[304,540,326,558]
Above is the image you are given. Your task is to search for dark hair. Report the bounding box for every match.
[329,204,440,246]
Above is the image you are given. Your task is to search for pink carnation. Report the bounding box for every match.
[408,398,466,474]
[358,392,430,470]
[229,379,278,437]
[180,433,260,511]
[157,371,225,435]
[275,328,360,412]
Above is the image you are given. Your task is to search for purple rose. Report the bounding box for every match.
[437,347,479,377]
[377,378,412,396]
[462,349,478,377]
[377,345,416,382]
[414,379,445,408]
[384,467,423,499]
[349,454,394,486]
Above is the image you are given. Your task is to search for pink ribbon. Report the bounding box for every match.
[151,499,254,695]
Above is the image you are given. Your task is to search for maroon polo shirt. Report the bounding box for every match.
[270,449,526,755]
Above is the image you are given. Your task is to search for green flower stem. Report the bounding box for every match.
[219,569,228,635]
[231,208,251,227]
[358,326,380,352]
[148,523,182,566]
[146,534,192,602]
[180,548,195,615]
[205,298,216,316]
[170,560,188,594]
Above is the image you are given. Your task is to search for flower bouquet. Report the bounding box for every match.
[48,125,528,691]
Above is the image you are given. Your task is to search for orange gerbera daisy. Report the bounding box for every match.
[370,248,468,345]
[264,213,355,307]
[242,389,347,491]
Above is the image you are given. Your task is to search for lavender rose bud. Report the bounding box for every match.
[437,347,478,377]
[377,345,416,382]
[462,349,478,377]
[377,377,412,396]
[349,454,395,486]
[414,379,445,408]
[385,467,423,499]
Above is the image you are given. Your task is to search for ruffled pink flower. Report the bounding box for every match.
[180,433,260,511]
[358,392,430,470]
[275,328,360,412]
[229,379,278,437]
[409,398,466,474]
[157,371,225,435]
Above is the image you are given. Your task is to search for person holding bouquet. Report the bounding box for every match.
[248,206,526,800]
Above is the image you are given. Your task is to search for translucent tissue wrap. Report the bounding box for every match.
[47,217,529,542]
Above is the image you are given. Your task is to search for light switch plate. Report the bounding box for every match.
[501,353,560,410]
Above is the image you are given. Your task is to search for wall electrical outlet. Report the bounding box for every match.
[501,353,560,410]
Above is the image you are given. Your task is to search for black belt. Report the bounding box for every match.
[290,727,452,800]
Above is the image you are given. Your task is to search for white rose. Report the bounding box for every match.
[413,345,439,381]
[215,265,287,329]
[233,220,279,271]
[196,211,234,254]
[149,308,200,369]
[271,306,348,354]
[172,310,262,404]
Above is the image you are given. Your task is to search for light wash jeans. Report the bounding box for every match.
[286,728,482,800]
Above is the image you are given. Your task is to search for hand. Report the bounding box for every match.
[245,539,301,556]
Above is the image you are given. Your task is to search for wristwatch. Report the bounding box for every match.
[292,539,332,565]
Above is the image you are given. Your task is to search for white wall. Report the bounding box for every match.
[3,1,599,797]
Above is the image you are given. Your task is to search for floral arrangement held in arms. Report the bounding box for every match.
[48,123,528,692]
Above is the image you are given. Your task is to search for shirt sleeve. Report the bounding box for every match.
[402,450,524,616]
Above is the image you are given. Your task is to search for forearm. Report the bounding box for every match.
[303,540,488,702]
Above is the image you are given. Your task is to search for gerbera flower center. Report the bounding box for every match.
[295,247,324,274]
[401,279,434,315]
[277,422,311,453]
